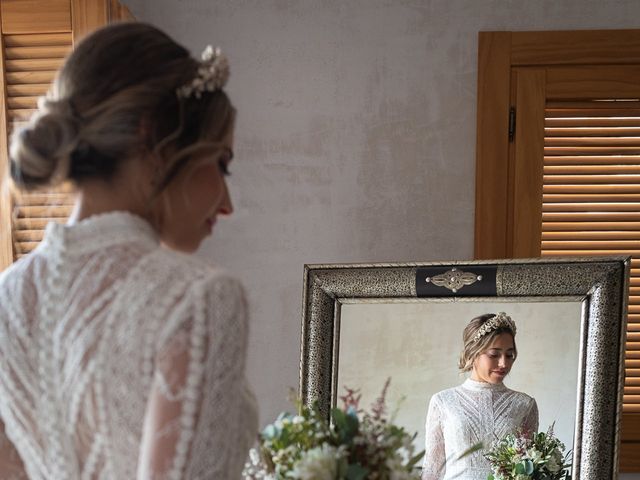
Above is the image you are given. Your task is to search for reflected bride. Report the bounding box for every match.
[421,313,538,480]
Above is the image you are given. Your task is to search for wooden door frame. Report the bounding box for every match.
[475,29,640,260]
[474,29,640,472]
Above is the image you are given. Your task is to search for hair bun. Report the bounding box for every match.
[10,98,80,188]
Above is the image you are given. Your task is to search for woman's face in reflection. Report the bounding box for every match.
[471,332,516,384]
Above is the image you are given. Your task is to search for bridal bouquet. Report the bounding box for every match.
[484,424,571,480]
[243,380,423,479]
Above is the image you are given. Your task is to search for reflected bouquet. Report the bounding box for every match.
[485,424,571,480]
[243,380,423,479]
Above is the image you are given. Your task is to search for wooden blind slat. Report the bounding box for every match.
[542,231,640,240]
[3,30,74,262]
[5,58,64,72]
[15,205,73,218]
[7,83,50,97]
[544,193,640,202]
[3,33,71,48]
[545,165,640,174]
[544,174,640,184]
[543,212,640,221]
[546,127,640,137]
[7,96,40,110]
[547,118,640,127]
[13,230,43,242]
[6,70,58,84]
[542,100,640,419]
[543,202,640,211]
[544,155,640,165]
[545,146,640,155]
[4,45,69,60]
[546,137,640,147]
[542,221,640,231]
[543,249,640,256]
[544,184,640,193]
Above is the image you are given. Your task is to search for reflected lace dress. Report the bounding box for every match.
[0,212,258,479]
[421,378,538,480]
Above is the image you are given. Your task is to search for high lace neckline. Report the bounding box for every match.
[39,210,159,256]
[462,377,507,392]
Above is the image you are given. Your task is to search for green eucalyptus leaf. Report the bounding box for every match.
[408,450,426,468]
[524,459,534,475]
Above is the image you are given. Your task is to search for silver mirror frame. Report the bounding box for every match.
[300,257,629,480]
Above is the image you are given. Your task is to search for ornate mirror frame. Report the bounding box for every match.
[300,257,629,480]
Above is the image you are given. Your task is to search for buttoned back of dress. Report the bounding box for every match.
[0,212,257,479]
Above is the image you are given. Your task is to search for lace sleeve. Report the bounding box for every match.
[523,398,539,433]
[0,419,28,480]
[421,395,445,480]
[136,274,257,480]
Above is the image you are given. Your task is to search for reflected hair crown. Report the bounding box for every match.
[458,313,518,373]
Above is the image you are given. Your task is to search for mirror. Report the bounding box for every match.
[300,258,629,480]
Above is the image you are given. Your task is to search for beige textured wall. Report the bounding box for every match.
[122,3,640,475]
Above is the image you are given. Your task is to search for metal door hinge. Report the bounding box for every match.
[508,107,516,142]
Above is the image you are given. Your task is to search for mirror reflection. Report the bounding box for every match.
[336,299,582,469]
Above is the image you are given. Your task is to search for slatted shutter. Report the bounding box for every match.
[540,100,640,413]
[0,0,134,268]
[475,30,640,471]
[5,31,74,260]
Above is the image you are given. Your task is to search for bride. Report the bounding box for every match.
[421,313,539,480]
[0,22,257,479]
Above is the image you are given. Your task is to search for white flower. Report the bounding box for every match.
[287,445,342,480]
[546,452,563,473]
[526,448,543,464]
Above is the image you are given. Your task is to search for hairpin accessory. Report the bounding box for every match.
[177,45,230,99]
[472,312,516,343]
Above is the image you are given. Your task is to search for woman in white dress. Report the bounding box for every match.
[0,22,257,479]
[421,313,538,480]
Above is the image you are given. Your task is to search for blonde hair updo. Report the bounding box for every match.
[9,22,235,193]
[458,313,518,373]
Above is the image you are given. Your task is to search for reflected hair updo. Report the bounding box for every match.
[9,22,234,191]
[458,313,518,373]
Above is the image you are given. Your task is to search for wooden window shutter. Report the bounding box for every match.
[0,0,134,270]
[542,100,640,413]
[475,30,640,472]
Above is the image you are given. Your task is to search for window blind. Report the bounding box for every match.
[541,100,640,413]
[3,32,74,259]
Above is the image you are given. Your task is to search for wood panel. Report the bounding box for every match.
[475,29,640,471]
[511,29,640,66]
[511,68,545,258]
[0,9,12,271]
[620,437,640,472]
[474,32,511,259]
[546,65,640,100]
[71,0,108,45]
[4,31,74,259]
[622,413,640,441]
[110,0,134,21]
[1,0,71,34]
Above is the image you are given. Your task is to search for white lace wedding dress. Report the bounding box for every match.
[0,212,258,479]
[421,378,538,480]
